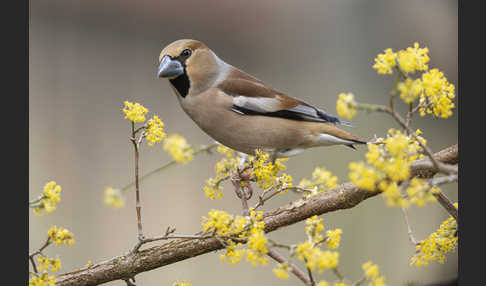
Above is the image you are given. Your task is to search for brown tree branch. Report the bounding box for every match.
[55,144,457,286]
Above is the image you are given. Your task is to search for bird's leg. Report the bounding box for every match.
[270,150,278,165]
[245,181,254,200]
[231,173,243,199]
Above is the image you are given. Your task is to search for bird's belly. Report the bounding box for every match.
[193,111,313,155]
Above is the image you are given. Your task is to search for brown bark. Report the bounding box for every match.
[55,144,458,286]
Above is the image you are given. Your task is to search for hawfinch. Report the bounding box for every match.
[157,39,366,159]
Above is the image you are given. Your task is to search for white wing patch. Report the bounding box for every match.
[315,134,355,146]
[232,96,282,113]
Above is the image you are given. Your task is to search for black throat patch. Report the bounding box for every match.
[168,54,191,98]
[169,73,190,98]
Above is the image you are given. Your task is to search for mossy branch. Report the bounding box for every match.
[54,144,457,286]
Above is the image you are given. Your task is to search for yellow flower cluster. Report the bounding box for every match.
[298,167,338,198]
[397,69,455,119]
[396,43,430,74]
[336,93,357,120]
[163,134,194,163]
[123,101,148,123]
[217,144,234,158]
[29,273,56,286]
[33,181,62,216]
[373,43,429,75]
[173,280,191,286]
[325,229,342,249]
[104,187,125,208]
[250,149,291,190]
[372,48,398,75]
[38,256,61,272]
[296,241,339,273]
[419,69,455,118]
[204,145,240,199]
[246,229,269,266]
[204,146,292,199]
[397,78,423,104]
[349,129,431,208]
[48,226,75,246]
[202,209,268,266]
[305,215,325,243]
[406,178,439,207]
[373,43,455,118]
[410,210,458,267]
[272,263,290,280]
[362,261,386,286]
[145,116,166,146]
[296,216,340,273]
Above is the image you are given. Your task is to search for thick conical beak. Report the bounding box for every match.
[158,55,184,78]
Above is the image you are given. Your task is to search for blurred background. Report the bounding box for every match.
[29,0,458,285]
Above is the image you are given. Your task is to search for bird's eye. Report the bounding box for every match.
[181,49,192,57]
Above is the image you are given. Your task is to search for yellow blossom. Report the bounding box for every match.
[163,134,194,163]
[419,68,455,118]
[38,256,61,272]
[251,149,288,189]
[362,261,379,279]
[47,226,75,246]
[104,187,125,208]
[216,144,234,158]
[203,178,224,200]
[203,209,268,267]
[397,78,423,104]
[299,167,338,198]
[410,213,457,267]
[29,273,56,286]
[333,283,349,286]
[373,48,397,75]
[123,101,148,123]
[32,181,62,216]
[383,158,410,182]
[362,261,387,286]
[305,215,325,243]
[296,241,339,273]
[406,178,438,207]
[349,162,380,191]
[246,230,268,263]
[273,263,290,280]
[384,130,409,157]
[371,276,386,286]
[317,281,330,286]
[145,115,166,146]
[336,93,357,119]
[173,280,192,286]
[396,42,430,74]
[380,181,409,208]
[325,229,342,249]
[274,173,293,192]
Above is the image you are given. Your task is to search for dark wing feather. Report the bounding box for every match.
[218,70,351,126]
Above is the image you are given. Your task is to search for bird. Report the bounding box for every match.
[157,39,367,161]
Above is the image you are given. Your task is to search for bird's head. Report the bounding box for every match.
[158,39,224,97]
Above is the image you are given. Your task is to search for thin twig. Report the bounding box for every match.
[353,276,367,286]
[29,237,51,273]
[401,207,418,245]
[130,125,144,242]
[306,263,316,286]
[267,249,313,286]
[332,267,345,281]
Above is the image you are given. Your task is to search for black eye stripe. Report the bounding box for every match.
[172,49,192,66]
